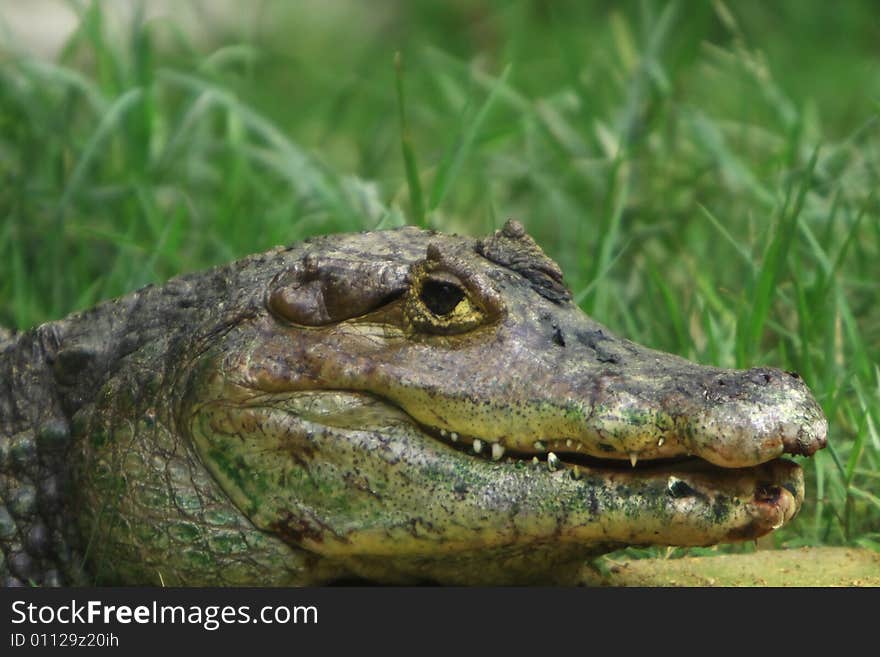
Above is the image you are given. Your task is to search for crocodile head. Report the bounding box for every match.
[62,221,827,585]
[153,220,825,584]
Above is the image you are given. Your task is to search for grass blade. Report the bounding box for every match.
[427,64,511,213]
[394,52,426,227]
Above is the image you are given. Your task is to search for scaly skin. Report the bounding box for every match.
[0,221,827,585]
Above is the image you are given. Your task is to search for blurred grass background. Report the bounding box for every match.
[0,0,878,557]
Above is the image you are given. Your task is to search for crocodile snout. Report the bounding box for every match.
[686,366,828,468]
[554,353,829,469]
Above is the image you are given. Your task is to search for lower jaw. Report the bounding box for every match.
[448,445,807,543]
[318,486,803,585]
[320,454,805,556]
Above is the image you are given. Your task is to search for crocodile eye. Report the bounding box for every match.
[420,279,465,316]
[406,272,485,335]
[404,245,505,336]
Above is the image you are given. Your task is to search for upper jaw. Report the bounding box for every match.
[416,359,828,477]
[497,364,829,470]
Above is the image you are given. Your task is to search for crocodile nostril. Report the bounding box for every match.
[748,370,773,386]
[785,370,801,380]
[552,326,566,347]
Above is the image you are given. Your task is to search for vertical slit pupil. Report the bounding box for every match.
[420,280,465,315]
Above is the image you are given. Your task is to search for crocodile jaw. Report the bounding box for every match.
[187,389,808,584]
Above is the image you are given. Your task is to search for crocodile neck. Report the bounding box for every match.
[0,267,241,585]
[0,324,85,585]
[1,251,322,586]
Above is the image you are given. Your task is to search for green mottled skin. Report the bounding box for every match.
[0,221,827,585]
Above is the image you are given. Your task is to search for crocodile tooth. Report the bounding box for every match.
[547,452,559,471]
[629,453,638,467]
[450,432,459,442]
[491,443,505,460]
[657,437,665,447]
[533,441,546,451]
[531,456,540,465]
[570,466,581,480]
[473,439,483,454]
[566,439,573,447]
[440,429,448,437]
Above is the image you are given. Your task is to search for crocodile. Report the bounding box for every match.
[0,220,827,586]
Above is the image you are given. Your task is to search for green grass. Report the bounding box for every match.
[1,0,878,555]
